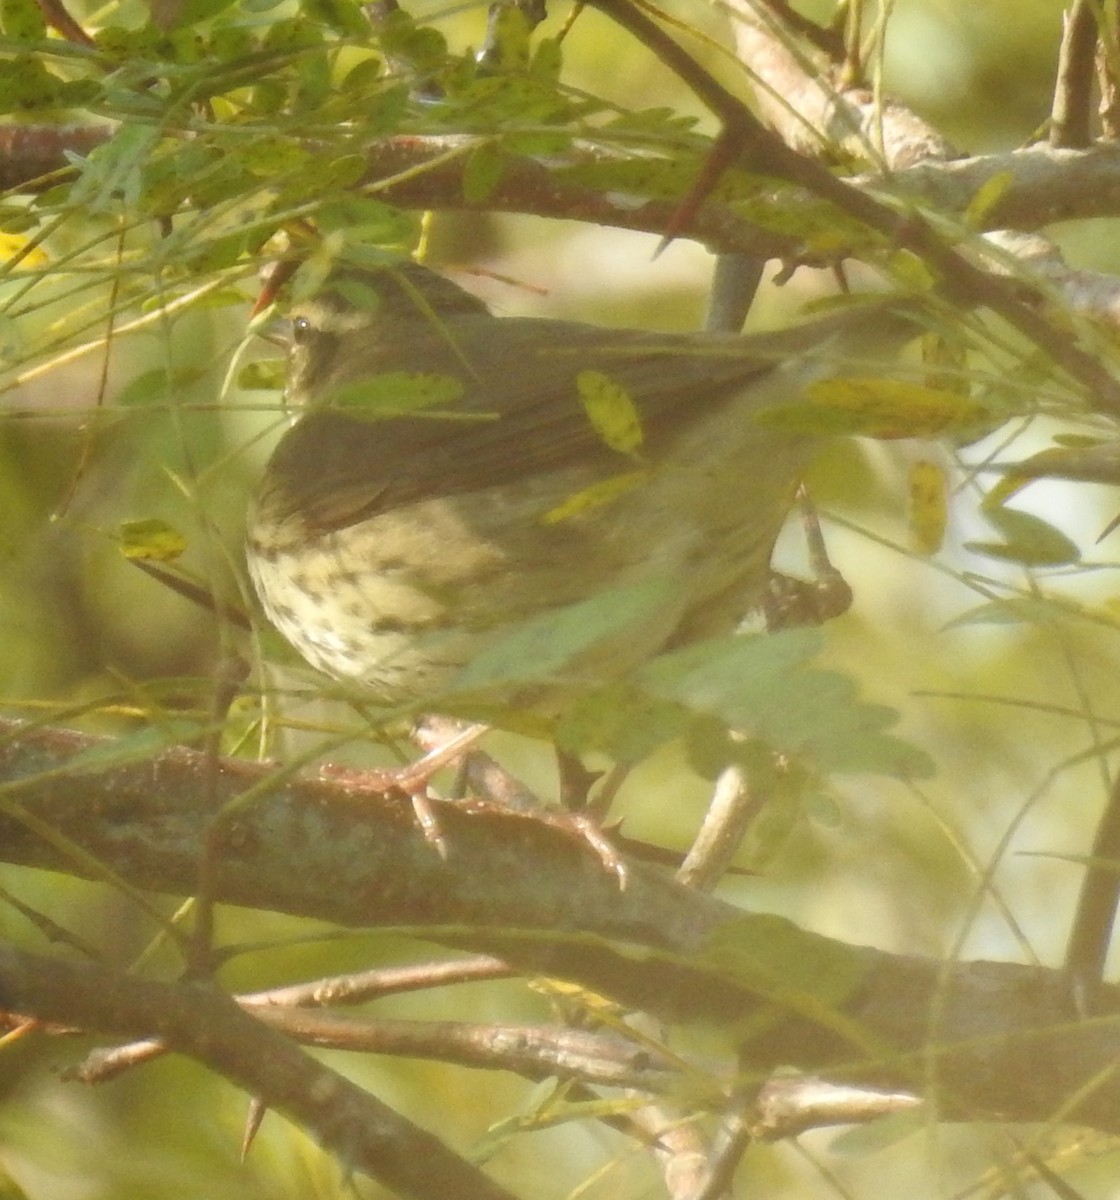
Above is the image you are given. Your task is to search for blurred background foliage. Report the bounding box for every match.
[3,0,1120,1196]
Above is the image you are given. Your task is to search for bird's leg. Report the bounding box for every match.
[322,718,491,857]
[556,749,603,810]
[764,485,853,630]
[325,717,629,884]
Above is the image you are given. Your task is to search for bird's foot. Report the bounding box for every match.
[322,718,628,886]
[321,721,491,858]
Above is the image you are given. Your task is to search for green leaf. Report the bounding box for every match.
[575,370,644,455]
[554,683,691,763]
[530,36,563,82]
[638,630,934,779]
[239,137,312,177]
[0,314,23,360]
[481,4,531,70]
[542,470,650,524]
[378,11,448,69]
[114,369,169,409]
[300,0,367,36]
[909,459,947,554]
[114,367,205,408]
[317,195,414,244]
[272,152,368,205]
[119,519,188,562]
[638,627,822,718]
[452,579,679,693]
[941,594,1079,632]
[987,440,1120,512]
[966,506,1079,567]
[701,912,869,1010]
[263,15,322,51]
[209,23,255,59]
[327,371,464,416]
[964,169,1015,228]
[93,23,162,60]
[462,140,506,203]
[759,377,990,439]
[829,1106,929,1155]
[557,156,700,203]
[0,56,67,114]
[0,0,46,40]
[237,360,286,391]
[62,721,205,773]
[67,124,162,212]
[0,205,39,234]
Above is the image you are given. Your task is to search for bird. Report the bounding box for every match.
[246,261,917,729]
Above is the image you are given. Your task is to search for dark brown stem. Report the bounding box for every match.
[1064,767,1120,981]
[33,0,93,45]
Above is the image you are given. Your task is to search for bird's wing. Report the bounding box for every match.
[260,306,904,533]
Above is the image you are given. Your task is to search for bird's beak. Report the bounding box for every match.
[260,314,291,349]
[246,305,291,349]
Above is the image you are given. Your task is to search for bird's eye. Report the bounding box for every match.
[291,315,313,344]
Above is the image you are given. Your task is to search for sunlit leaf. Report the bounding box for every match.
[909,459,948,554]
[239,137,312,177]
[576,370,644,455]
[964,170,1015,227]
[119,519,188,563]
[760,377,989,439]
[542,470,650,524]
[0,231,46,266]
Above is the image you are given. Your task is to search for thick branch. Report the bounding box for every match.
[723,0,958,168]
[0,942,516,1200]
[11,127,1120,256]
[2,717,1120,1132]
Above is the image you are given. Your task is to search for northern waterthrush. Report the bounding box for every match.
[247,263,915,718]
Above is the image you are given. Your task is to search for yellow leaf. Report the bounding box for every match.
[964,170,1015,227]
[909,460,948,554]
[576,370,644,455]
[0,233,47,267]
[119,519,187,562]
[543,470,650,524]
[798,376,988,439]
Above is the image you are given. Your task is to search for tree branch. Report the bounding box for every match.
[11,127,1120,260]
[1051,0,1100,148]
[0,941,516,1200]
[3,716,1120,1133]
